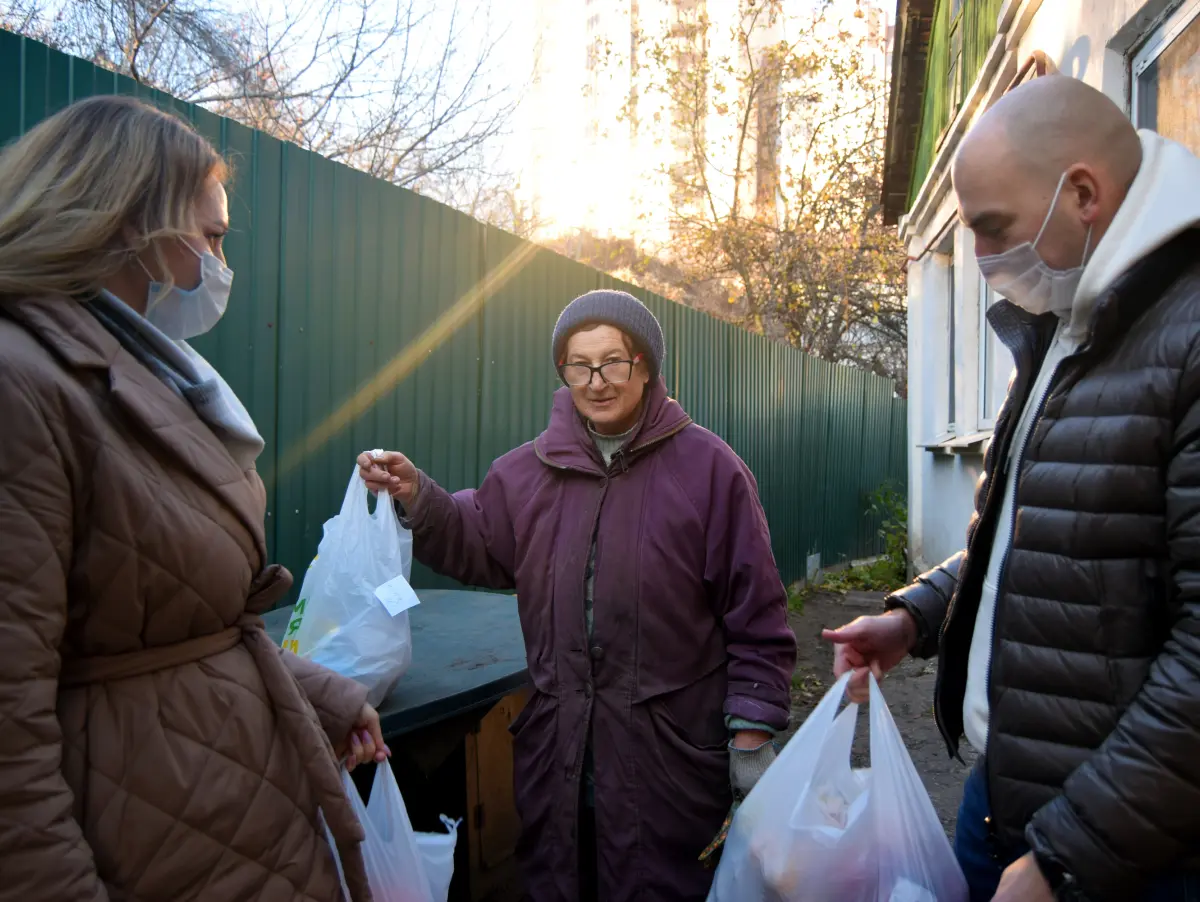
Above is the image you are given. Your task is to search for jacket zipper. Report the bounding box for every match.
[985,330,1072,728]
[972,323,1077,834]
[534,417,692,662]
[931,384,1019,759]
[932,315,1073,756]
[533,438,627,789]
[532,416,696,837]
[586,475,611,653]
[932,405,1014,758]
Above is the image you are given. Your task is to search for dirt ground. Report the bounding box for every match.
[784,589,978,839]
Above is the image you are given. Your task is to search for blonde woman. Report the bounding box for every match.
[0,95,383,901]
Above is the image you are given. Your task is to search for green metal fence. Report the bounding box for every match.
[0,30,908,593]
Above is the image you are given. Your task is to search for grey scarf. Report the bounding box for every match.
[87,290,265,469]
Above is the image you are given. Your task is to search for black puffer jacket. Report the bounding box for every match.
[887,228,1200,900]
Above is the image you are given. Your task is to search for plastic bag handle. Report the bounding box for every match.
[360,449,404,538]
[868,671,918,777]
[758,670,852,777]
[368,488,402,531]
[340,460,403,539]
[338,464,372,521]
[804,670,854,734]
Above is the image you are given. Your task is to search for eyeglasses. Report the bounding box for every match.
[557,355,643,387]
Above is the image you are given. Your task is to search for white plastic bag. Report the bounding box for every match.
[340,765,459,902]
[281,460,415,706]
[708,673,967,902]
[415,816,460,902]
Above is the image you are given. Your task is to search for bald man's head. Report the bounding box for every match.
[953,76,1142,269]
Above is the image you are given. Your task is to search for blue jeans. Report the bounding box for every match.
[955,759,1200,901]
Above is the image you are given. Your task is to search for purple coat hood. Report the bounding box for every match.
[406,377,796,901]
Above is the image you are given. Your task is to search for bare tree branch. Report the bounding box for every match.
[621,2,907,392]
[2,0,519,198]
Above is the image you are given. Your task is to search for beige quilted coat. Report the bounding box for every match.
[0,296,373,902]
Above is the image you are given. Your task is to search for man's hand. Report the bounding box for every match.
[992,852,1054,902]
[821,609,918,703]
[358,451,419,508]
[335,703,391,771]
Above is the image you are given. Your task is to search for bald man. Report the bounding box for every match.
[825,75,1200,902]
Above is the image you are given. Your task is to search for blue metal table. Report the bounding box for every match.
[262,589,528,739]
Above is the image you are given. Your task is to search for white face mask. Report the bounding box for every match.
[143,242,234,340]
[976,171,1092,317]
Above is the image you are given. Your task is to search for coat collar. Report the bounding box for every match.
[3,295,268,562]
[534,376,692,474]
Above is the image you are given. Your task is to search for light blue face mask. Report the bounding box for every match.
[142,242,234,340]
[976,171,1092,316]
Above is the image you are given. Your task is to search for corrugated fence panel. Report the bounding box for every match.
[857,376,895,557]
[800,356,834,563]
[478,227,562,477]
[675,304,730,437]
[402,195,485,589]
[890,397,909,483]
[0,30,19,141]
[1,33,909,591]
[370,163,409,493]
[784,344,811,572]
[820,366,851,564]
[765,342,795,579]
[274,145,328,584]
[189,117,283,559]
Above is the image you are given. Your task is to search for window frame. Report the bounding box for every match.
[1131,0,1200,124]
[947,0,965,116]
[947,250,958,435]
[978,272,997,429]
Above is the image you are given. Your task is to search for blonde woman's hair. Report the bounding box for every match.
[0,94,227,300]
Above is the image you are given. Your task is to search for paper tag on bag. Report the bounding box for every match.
[374,574,420,617]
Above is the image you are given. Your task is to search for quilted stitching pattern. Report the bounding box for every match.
[0,301,369,902]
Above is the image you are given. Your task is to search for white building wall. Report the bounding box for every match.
[901,0,1200,571]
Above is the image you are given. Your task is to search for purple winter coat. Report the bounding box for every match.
[405,377,796,901]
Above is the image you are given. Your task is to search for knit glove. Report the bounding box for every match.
[729,739,777,806]
[699,740,778,867]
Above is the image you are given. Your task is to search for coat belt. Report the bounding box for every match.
[56,565,373,902]
[59,618,251,687]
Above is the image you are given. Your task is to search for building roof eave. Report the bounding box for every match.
[901,36,1022,244]
[881,0,936,227]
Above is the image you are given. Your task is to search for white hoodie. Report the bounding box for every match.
[963,131,1200,753]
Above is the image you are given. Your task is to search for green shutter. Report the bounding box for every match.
[909,0,1005,205]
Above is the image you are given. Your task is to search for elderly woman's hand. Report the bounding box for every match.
[699,733,778,867]
[357,451,419,508]
[729,733,776,805]
[336,703,391,771]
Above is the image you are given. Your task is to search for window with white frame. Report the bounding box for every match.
[978,274,1010,428]
[947,251,957,433]
[1132,0,1200,155]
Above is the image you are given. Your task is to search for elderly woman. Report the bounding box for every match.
[360,290,797,900]
[0,96,384,900]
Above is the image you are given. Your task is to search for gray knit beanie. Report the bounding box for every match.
[552,290,666,377]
